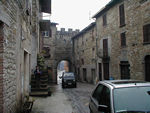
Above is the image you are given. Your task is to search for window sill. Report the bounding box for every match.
[143,42,150,45]
[120,24,126,28]
[121,45,127,48]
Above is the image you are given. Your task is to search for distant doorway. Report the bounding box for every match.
[98,63,102,81]
[103,63,109,80]
[57,60,69,84]
[83,68,87,81]
[91,69,96,83]
[145,55,150,81]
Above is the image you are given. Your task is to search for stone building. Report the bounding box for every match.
[40,21,58,82]
[40,26,79,83]
[54,28,79,83]
[0,0,51,112]
[93,0,150,81]
[72,22,97,84]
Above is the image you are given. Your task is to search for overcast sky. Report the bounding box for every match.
[48,0,111,31]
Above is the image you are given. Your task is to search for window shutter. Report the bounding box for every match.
[143,24,150,43]
[119,4,125,26]
[121,32,126,46]
[103,14,107,26]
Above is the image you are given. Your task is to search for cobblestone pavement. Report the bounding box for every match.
[31,82,95,113]
[63,82,95,113]
[31,84,73,113]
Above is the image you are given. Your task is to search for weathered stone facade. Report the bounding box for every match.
[72,22,97,84]
[40,26,79,83]
[0,0,46,112]
[93,0,150,81]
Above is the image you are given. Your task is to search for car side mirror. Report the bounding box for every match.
[98,105,108,112]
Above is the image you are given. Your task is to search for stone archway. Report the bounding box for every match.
[145,55,150,81]
[53,59,73,84]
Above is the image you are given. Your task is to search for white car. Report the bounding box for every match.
[89,80,150,113]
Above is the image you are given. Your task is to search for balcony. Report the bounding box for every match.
[97,48,110,59]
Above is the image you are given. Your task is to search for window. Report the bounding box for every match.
[119,4,125,27]
[143,24,150,43]
[92,84,104,102]
[120,61,130,79]
[42,31,49,37]
[92,84,111,112]
[81,59,84,65]
[120,32,126,47]
[103,39,108,57]
[103,13,107,26]
[139,0,148,4]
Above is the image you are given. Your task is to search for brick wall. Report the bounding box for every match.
[0,21,4,113]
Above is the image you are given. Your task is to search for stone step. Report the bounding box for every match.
[31,87,48,91]
[40,84,48,87]
[30,91,48,96]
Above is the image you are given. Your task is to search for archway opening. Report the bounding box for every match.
[57,60,70,84]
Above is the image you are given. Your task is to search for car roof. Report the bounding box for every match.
[99,80,150,89]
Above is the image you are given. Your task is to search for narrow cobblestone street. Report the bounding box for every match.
[31,82,95,113]
[64,83,95,113]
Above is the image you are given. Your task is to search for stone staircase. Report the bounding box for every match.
[30,71,50,96]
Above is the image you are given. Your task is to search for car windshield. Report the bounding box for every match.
[64,73,74,79]
[114,86,150,113]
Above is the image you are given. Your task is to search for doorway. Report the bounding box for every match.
[145,55,150,81]
[98,63,102,81]
[57,60,70,84]
[103,63,109,80]
[83,68,87,81]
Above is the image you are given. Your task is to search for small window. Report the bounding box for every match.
[143,24,150,44]
[120,32,126,47]
[119,4,125,27]
[42,31,49,37]
[81,59,84,65]
[120,61,130,79]
[139,0,148,4]
[103,13,107,26]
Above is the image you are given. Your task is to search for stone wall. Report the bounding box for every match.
[72,23,96,83]
[95,0,150,80]
[41,26,79,83]
[0,0,39,112]
[0,21,4,113]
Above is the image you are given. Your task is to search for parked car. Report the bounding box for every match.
[62,72,76,88]
[89,80,150,113]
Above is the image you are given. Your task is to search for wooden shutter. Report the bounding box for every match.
[103,39,108,57]
[119,4,125,26]
[121,32,126,46]
[143,24,150,43]
[103,14,107,26]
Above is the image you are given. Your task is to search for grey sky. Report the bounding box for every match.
[49,0,111,30]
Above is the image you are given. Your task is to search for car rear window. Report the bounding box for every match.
[64,73,74,78]
[114,86,150,112]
